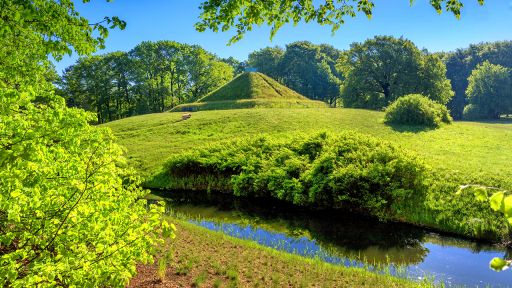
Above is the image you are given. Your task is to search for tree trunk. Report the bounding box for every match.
[382,83,391,104]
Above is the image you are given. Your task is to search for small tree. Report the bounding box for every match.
[465,61,512,120]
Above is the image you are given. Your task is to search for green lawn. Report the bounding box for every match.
[104,107,512,240]
[104,107,512,191]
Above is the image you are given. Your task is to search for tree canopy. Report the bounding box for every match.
[247,46,285,80]
[60,41,234,123]
[464,61,512,120]
[443,41,512,119]
[339,36,453,109]
[0,0,173,286]
[195,0,484,44]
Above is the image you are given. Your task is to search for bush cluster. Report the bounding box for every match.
[463,104,489,121]
[384,94,452,127]
[160,132,428,219]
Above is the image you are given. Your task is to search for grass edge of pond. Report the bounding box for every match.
[129,218,433,288]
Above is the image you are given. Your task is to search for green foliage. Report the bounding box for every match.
[195,0,481,44]
[490,257,509,271]
[248,42,343,106]
[157,132,428,219]
[0,0,174,286]
[339,36,453,109]
[0,90,176,287]
[0,0,125,89]
[465,61,512,120]
[60,41,234,123]
[456,186,512,270]
[221,56,247,76]
[444,41,512,119]
[280,42,343,105]
[384,94,452,127]
[247,46,285,80]
[462,104,487,121]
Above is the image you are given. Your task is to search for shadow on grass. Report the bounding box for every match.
[463,118,512,125]
[386,123,436,133]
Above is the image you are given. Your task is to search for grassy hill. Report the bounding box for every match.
[104,108,512,190]
[171,72,327,111]
[104,108,512,241]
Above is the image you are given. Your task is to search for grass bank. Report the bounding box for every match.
[104,108,512,241]
[128,218,428,288]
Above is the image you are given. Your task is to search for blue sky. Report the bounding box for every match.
[53,0,512,74]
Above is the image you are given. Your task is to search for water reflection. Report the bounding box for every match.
[150,190,512,287]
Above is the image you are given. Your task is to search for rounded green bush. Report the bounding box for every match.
[384,94,452,127]
[463,104,487,121]
[160,132,429,219]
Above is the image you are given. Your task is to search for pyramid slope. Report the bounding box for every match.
[171,72,327,112]
[199,72,310,102]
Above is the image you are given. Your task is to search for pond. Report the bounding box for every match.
[150,191,512,287]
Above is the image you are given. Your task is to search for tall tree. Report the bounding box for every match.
[279,41,342,105]
[247,46,285,80]
[465,61,512,119]
[444,41,512,119]
[339,36,453,109]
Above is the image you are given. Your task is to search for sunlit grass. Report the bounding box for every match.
[104,107,512,192]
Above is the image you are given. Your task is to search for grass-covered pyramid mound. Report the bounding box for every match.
[172,72,327,111]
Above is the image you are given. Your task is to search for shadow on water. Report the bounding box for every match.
[150,189,512,287]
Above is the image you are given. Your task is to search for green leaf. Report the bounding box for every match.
[503,195,512,217]
[473,187,488,202]
[489,191,504,212]
[490,257,508,271]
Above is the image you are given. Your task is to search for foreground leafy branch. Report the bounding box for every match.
[458,185,512,271]
[0,0,175,286]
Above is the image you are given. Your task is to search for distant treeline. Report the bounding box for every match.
[248,38,512,119]
[58,41,234,123]
[58,38,512,122]
[441,41,512,119]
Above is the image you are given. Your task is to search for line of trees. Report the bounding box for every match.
[247,38,512,120]
[441,41,512,120]
[60,37,512,122]
[59,41,234,123]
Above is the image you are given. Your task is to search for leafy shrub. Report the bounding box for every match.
[0,90,175,287]
[384,94,452,127]
[158,132,428,219]
[463,104,488,121]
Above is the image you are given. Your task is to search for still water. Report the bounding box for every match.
[152,191,512,287]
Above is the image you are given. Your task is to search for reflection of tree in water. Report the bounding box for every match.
[156,189,511,266]
[424,232,506,254]
[157,189,430,265]
[296,212,429,265]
